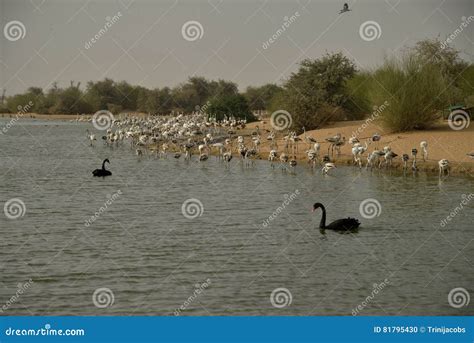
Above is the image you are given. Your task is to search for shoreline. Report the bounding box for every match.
[2,113,473,176]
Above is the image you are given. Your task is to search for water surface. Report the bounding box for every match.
[0,118,473,315]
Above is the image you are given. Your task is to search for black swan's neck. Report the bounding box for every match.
[102,160,107,170]
[319,205,326,229]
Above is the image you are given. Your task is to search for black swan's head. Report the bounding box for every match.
[104,158,110,164]
[312,202,324,212]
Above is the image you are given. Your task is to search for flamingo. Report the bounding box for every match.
[86,129,96,146]
[303,127,317,149]
[438,159,450,176]
[325,133,342,156]
[268,150,278,168]
[402,154,409,170]
[420,141,428,161]
[322,162,336,175]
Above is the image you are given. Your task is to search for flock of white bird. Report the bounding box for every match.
[84,114,472,177]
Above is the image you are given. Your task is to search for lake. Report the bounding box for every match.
[0,118,472,315]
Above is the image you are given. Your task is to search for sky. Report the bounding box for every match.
[0,0,473,96]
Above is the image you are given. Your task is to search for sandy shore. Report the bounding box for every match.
[242,119,474,176]
[2,113,473,175]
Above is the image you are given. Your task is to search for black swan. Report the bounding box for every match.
[92,159,112,177]
[312,203,360,231]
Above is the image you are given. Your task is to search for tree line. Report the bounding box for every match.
[1,38,472,132]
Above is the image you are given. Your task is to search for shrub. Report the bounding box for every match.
[369,54,448,132]
[207,94,255,121]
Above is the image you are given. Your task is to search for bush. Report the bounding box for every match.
[369,54,448,132]
[274,52,357,132]
[345,72,372,120]
[207,94,255,121]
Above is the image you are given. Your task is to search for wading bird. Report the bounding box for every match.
[438,159,450,177]
[322,162,336,175]
[420,141,428,161]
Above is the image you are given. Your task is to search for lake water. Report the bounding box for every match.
[0,118,472,316]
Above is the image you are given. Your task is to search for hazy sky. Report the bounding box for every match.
[1,0,473,95]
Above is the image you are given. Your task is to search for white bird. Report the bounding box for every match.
[438,159,450,177]
[420,141,428,161]
[322,162,336,175]
[223,151,232,163]
[268,150,278,168]
[86,129,96,146]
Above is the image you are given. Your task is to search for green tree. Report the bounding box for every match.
[50,86,92,114]
[411,38,468,104]
[244,84,283,111]
[207,94,254,121]
[277,52,357,131]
